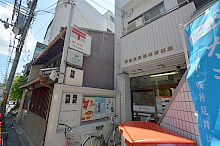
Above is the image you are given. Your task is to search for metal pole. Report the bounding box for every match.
[179,23,189,65]
[58,0,75,83]
[1,0,38,116]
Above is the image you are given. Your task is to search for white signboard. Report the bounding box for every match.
[67,49,83,67]
[133,105,155,113]
[69,27,92,56]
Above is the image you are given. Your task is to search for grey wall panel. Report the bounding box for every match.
[82,30,114,90]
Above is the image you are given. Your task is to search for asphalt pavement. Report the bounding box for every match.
[2,114,29,146]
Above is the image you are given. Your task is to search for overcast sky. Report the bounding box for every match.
[0,0,115,83]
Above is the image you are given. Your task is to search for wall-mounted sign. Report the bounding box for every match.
[33,42,47,59]
[67,49,83,67]
[69,27,92,56]
[81,96,115,122]
[133,105,155,113]
[149,76,169,82]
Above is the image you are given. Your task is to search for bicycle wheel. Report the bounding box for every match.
[108,126,121,146]
[114,126,121,146]
[82,136,102,146]
[66,130,81,146]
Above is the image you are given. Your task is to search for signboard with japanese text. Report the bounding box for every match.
[133,105,155,113]
[67,49,83,67]
[33,42,47,59]
[105,98,115,117]
[185,1,220,145]
[81,96,115,122]
[81,97,95,121]
[69,27,92,56]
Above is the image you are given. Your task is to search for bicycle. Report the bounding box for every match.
[81,115,121,146]
[59,123,81,146]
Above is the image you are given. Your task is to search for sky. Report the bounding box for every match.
[0,0,115,83]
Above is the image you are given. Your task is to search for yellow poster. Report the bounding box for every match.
[81,97,95,122]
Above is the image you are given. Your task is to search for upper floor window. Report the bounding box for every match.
[177,0,186,4]
[110,15,115,23]
[144,3,165,23]
[193,0,210,9]
[107,28,112,32]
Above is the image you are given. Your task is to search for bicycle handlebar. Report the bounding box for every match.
[59,123,72,130]
[103,115,118,119]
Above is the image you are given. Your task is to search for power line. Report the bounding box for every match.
[36,2,57,12]
[33,17,52,37]
[75,6,92,29]
[35,2,65,15]
[85,0,121,16]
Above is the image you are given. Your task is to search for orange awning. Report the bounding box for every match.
[119,121,197,146]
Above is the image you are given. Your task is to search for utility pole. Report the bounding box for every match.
[58,0,75,83]
[1,0,38,116]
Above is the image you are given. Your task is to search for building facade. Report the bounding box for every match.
[115,0,216,124]
[18,29,119,146]
[44,0,115,45]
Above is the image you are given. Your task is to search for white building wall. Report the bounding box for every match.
[115,0,198,124]
[45,84,120,146]
[114,0,131,123]
[45,0,115,45]
[121,2,196,69]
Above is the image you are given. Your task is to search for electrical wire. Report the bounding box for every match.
[75,6,92,29]
[85,0,121,16]
[36,2,57,12]
[35,2,65,15]
[33,16,53,37]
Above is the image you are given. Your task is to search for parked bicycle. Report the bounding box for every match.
[59,123,81,146]
[81,115,121,146]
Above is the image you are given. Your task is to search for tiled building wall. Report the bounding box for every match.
[159,79,201,145]
[121,3,196,68]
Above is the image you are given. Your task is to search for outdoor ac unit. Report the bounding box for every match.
[64,67,83,86]
[127,17,143,32]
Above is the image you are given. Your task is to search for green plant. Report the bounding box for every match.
[9,73,27,101]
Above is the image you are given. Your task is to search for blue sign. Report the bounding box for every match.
[186,1,220,145]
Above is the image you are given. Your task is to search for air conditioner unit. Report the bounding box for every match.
[64,67,83,86]
[127,17,143,32]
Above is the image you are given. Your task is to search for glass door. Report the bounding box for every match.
[132,90,158,122]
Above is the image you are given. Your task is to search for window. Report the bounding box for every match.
[107,28,112,32]
[193,0,209,9]
[110,15,115,23]
[65,94,71,103]
[72,95,77,103]
[144,3,165,22]
[177,0,186,4]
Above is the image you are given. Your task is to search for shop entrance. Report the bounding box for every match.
[131,70,186,123]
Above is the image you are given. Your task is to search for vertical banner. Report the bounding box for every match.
[185,1,220,145]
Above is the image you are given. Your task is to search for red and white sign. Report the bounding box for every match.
[133,105,155,113]
[69,27,92,56]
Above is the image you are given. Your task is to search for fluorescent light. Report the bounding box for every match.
[150,72,178,77]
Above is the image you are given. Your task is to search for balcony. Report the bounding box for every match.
[121,2,196,74]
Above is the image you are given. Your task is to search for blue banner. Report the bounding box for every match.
[186,1,220,145]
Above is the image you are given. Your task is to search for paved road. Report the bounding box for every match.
[2,114,29,146]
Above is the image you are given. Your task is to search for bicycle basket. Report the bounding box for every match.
[66,131,81,146]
